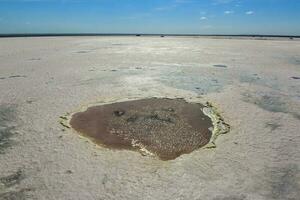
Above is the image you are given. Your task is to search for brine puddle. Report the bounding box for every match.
[69,98,228,160]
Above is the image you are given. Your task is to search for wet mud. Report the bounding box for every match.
[8,75,27,79]
[0,170,31,200]
[0,105,17,154]
[291,76,300,80]
[0,188,32,200]
[0,170,23,187]
[242,92,300,120]
[0,75,27,80]
[213,64,228,68]
[70,98,213,160]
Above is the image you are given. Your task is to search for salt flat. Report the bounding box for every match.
[0,36,299,200]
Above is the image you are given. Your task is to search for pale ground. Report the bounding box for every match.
[0,36,300,200]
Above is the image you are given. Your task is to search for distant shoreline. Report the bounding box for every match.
[0,33,299,38]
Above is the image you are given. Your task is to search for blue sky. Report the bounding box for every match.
[0,0,299,35]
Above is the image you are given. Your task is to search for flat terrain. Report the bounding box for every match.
[0,36,299,200]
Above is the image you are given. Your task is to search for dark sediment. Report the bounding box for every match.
[70,98,213,160]
[0,105,17,154]
[213,64,227,68]
[0,170,23,187]
[291,76,300,80]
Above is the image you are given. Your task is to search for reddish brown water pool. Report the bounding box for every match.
[70,98,213,160]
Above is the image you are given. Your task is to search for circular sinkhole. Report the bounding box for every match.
[70,98,218,160]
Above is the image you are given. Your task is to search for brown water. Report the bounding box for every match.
[70,98,213,160]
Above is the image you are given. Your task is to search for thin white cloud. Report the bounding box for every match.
[155,0,191,12]
[175,0,193,3]
[155,5,177,11]
[200,16,207,20]
[224,10,234,14]
[246,11,254,15]
[212,0,235,5]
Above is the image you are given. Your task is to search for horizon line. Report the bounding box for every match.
[0,33,299,38]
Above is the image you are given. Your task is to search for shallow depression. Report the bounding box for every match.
[70,98,213,160]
